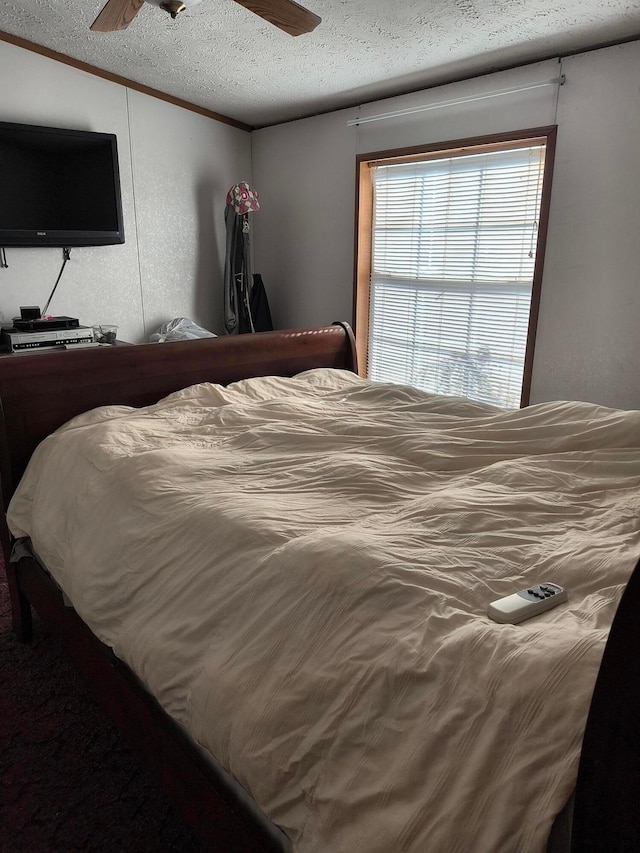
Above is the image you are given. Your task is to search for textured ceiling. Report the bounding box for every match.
[1,0,640,127]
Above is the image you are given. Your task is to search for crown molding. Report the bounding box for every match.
[0,30,251,133]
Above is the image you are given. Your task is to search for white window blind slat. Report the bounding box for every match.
[368,142,545,408]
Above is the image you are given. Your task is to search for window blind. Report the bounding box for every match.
[368,144,546,408]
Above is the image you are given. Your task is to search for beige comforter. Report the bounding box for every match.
[8,368,640,852]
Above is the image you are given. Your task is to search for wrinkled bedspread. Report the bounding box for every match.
[8,368,640,852]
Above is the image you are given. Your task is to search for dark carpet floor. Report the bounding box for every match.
[0,573,201,852]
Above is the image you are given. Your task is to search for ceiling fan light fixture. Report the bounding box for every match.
[146,0,202,19]
[161,1,185,19]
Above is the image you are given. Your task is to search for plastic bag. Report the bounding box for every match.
[149,317,217,343]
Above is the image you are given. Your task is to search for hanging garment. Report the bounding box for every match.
[223,182,260,335]
[223,206,248,334]
[249,274,273,333]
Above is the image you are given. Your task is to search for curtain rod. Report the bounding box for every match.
[346,76,565,127]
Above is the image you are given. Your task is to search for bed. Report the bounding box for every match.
[1,322,639,852]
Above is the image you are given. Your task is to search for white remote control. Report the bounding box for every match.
[487,583,568,624]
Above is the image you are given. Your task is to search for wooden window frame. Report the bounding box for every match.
[353,126,558,406]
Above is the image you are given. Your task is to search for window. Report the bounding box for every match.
[354,128,557,408]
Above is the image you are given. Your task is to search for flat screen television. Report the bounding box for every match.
[0,120,125,247]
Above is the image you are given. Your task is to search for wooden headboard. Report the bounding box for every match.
[0,322,357,506]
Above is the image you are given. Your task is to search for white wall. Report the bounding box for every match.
[252,43,640,410]
[0,40,251,342]
[530,44,640,408]
[249,108,359,329]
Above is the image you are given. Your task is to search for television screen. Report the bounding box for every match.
[0,121,125,247]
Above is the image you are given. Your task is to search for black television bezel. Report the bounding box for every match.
[0,120,125,248]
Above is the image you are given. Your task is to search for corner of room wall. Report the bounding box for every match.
[0,38,251,343]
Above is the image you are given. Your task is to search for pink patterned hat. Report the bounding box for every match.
[226,181,260,215]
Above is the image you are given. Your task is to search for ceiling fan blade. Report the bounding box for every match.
[233,0,321,36]
[90,0,145,31]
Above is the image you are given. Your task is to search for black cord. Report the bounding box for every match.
[41,248,71,317]
[0,248,7,268]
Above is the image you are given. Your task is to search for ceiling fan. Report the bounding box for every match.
[90,0,321,36]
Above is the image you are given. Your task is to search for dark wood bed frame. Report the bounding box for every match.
[0,321,638,852]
